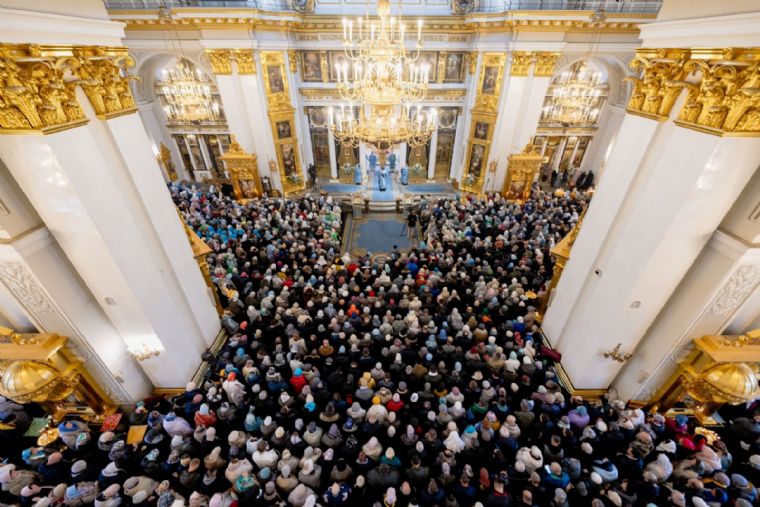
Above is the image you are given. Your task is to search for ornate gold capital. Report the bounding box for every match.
[0,44,88,134]
[675,57,760,136]
[233,49,256,75]
[625,49,690,121]
[75,48,138,120]
[627,47,760,136]
[0,44,138,134]
[534,52,561,77]
[510,51,533,77]
[205,49,233,74]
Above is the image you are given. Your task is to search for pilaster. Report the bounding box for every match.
[543,45,760,391]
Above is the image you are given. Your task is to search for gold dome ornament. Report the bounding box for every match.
[683,362,760,405]
[0,361,76,404]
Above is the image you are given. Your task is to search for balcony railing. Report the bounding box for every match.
[104,0,662,15]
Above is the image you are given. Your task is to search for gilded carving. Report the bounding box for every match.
[473,53,506,113]
[625,50,690,120]
[222,136,262,200]
[233,50,256,74]
[534,52,562,77]
[205,49,233,75]
[0,44,87,134]
[510,52,533,77]
[75,49,138,119]
[502,144,545,202]
[467,52,478,75]
[288,49,298,74]
[675,59,760,135]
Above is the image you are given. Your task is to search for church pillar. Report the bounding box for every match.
[0,44,220,387]
[581,104,626,183]
[327,129,338,180]
[613,168,760,402]
[551,136,568,173]
[0,160,150,404]
[543,46,760,392]
[205,48,277,190]
[490,51,561,191]
[427,128,438,180]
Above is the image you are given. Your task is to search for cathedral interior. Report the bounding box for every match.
[0,0,760,506]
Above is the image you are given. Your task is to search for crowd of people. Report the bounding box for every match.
[1,183,759,507]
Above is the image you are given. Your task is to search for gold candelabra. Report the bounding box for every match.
[329,0,436,149]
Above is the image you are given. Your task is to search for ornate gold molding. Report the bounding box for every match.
[205,49,233,74]
[288,49,298,74]
[534,51,562,77]
[510,51,533,76]
[675,58,760,136]
[466,52,478,75]
[234,49,256,74]
[625,48,690,121]
[473,52,507,112]
[75,48,138,120]
[502,143,545,202]
[0,44,138,134]
[627,47,760,136]
[260,51,303,194]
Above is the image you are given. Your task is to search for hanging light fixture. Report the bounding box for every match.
[542,60,605,126]
[328,0,436,149]
[159,59,221,123]
[157,8,222,124]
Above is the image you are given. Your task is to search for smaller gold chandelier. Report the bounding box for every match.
[160,59,222,123]
[542,61,606,126]
[329,103,436,150]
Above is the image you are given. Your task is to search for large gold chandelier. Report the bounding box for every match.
[328,0,436,149]
[160,59,221,123]
[542,61,604,126]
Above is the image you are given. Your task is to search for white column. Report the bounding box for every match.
[581,104,626,182]
[0,117,215,387]
[613,168,760,401]
[491,70,553,191]
[327,129,338,180]
[137,100,188,181]
[427,129,438,180]
[103,113,220,341]
[215,73,278,189]
[613,231,760,401]
[551,137,568,172]
[0,230,150,403]
[544,116,760,390]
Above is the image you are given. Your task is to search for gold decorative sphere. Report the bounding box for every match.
[0,361,67,404]
[702,362,760,405]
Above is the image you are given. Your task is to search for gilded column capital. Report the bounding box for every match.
[625,48,690,121]
[74,48,138,120]
[232,50,256,75]
[534,52,562,77]
[510,51,533,77]
[674,53,760,137]
[0,44,88,134]
[627,47,760,136]
[205,49,233,75]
